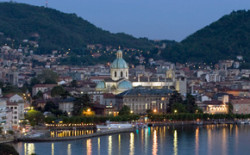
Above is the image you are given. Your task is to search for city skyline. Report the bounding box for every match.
[0,0,250,41]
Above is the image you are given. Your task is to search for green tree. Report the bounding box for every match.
[30,77,41,86]
[228,103,234,114]
[51,86,65,97]
[72,94,91,116]
[71,80,78,87]
[119,105,131,116]
[33,90,43,99]
[44,101,58,112]
[167,91,183,113]
[25,109,44,126]
[37,69,58,84]
[184,94,197,113]
[171,103,187,113]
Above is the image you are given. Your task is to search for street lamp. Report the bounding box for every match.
[153,109,157,113]
[174,110,177,114]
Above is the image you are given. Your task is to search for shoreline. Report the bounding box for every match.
[4,120,246,143]
[16,128,135,142]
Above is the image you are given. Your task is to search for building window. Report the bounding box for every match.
[114,71,117,77]
[121,71,123,77]
[126,71,128,77]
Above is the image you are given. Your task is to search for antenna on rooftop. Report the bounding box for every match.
[45,0,48,8]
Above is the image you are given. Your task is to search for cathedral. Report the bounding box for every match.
[96,50,133,94]
[96,49,187,96]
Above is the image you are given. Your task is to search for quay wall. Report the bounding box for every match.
[17,128,134,142]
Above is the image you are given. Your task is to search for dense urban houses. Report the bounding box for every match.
[32,84,57,96]
[117,87,173,114]
[231,98,250,114]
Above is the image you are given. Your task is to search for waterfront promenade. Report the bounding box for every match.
[17,128,134,142]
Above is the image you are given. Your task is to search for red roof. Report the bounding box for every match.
[231,98,250,104]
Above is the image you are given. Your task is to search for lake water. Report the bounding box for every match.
[15,124,250,155]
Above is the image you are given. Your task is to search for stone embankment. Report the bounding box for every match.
[0,136,15,144]
[17,128,134,142]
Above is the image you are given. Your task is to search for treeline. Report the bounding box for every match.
[161,10,250,65]
[149,113,250,121]
[0,2,153,54]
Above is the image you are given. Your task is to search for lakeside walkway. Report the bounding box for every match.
[17,128,135,142]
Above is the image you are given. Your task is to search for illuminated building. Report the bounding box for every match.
[117,87,172,114]
[96,50,132,94]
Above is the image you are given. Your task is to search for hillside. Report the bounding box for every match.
[0,2,153,54]
[162,10,250,66]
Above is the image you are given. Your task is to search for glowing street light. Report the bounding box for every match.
[174,110,177,114]
[130,110,134,114]
[153,109,157,113]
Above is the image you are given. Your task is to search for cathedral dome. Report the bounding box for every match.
[111,50,128,69]
[117,80,133,90]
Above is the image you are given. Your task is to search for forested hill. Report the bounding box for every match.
[0,2,153,53]
[162,10,250,65]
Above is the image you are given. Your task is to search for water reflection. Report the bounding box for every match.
[129,132,135,155]
[86,139,92,155]
[51,143,54,155]
[207,127,212,155]
[195,128,199,155]
[118,134,121,154]
[108,136,112,155]
[67,144,71,155]
[50,129,94,137]
[222,127,227,155]
[98,138,100,155]
[173,130,178,155]
[145,127,148,153]
[152,129,158,155]
[24,143,35,155]
[16,125,250,155]
[235,125,238,153]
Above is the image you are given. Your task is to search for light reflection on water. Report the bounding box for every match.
[50,129,94,137]
[51,143,54,155]
[108,135,112,155]
[152,129,158,155]
[173,130,177,155]
[16,125,250,155]
[86,139,92,155]
[195,127,199,155]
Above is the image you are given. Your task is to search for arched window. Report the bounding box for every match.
[114,71,117,77]
[121,71,123,77]
[126,71,128,77]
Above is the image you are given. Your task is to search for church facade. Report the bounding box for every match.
[96,50,133,94]
[96,49,187,96]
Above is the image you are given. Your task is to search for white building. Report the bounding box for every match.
[0,99,13,132]
[6,94,25,129]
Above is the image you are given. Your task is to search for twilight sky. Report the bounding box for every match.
[1,0,250,41]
